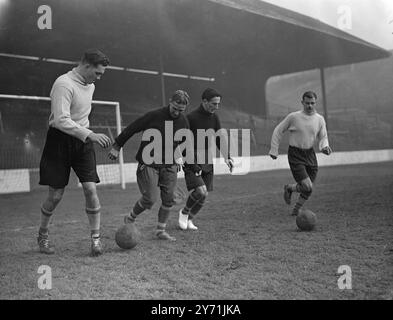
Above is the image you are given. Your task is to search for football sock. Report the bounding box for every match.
[127,201,145,222]
[293,195,307,214]
[156,223,168,237]
[182,206,190,215]
[86,207,101,237]
[156,222,166,231]
[133,201,145,215]
[39,206,53,232]
[190,197,206,217]
[127,209,138,222]
[158,205,171,224]
[127,210,137,222]
[182,191,202,215]
[289,184,300,192]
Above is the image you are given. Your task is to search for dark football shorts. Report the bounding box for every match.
[184,164,214,192]
[39,127,99,188]
[287,145,318,183]
[136,163,178,208]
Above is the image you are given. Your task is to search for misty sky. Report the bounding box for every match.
[262,0,393,50]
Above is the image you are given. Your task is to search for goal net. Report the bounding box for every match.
[0,94,125,193]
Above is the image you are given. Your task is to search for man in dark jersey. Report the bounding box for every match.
[179,88,234,231]
[108,90,192,241]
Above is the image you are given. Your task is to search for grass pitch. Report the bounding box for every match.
[0,162,392,299]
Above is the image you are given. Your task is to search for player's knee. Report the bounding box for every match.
[50,190,64,205]
[194,187,208,200]
[300,183,313,198]
[161,193,176,208]
[51,194,63,204]
[82,184,97,199]
[301,181,312,192]
[83,188,100,210]
[140,196,156,209]
[305,185,313,195]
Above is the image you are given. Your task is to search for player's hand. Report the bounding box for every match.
[88,133,111,148]
[175,157,184,166]
[108,147,120,161]
[269,154,277,160]
[225,157,234,173]
[321,146,332,155]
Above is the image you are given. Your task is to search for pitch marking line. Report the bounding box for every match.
[0,220,80,234]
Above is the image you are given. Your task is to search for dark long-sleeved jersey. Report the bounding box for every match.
[115,106,190,167]
[186,104,229,165]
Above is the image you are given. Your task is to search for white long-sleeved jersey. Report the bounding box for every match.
[48,68,94,142]
[269,110,329,157]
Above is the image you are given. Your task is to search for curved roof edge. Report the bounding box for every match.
[209,0,390,56]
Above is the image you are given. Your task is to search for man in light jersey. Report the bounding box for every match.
[269,91,332,216]
[38,49,111,256]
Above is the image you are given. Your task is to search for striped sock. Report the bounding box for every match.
[133,201,145,215]
[156,222,168,237]
[293,195,307,215]
[182,206,191,215]
[128,209,138,222]
[126,201,145,222]
[190,197,206,218]
[86,207,101,237]
[289,184,300,193]
[156,222,166,232]
[182,192,201,216]
[158,205,171,224]
[40,206,53,232]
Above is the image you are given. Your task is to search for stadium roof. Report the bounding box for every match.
[0,0,390,115]
[212,0,388,51]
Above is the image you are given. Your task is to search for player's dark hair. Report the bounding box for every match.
[171,90,190,105]
[302,91,317,100]
[202,88,222,101]
[81,49,110,67]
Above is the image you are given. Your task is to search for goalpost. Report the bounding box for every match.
[0,94,126,189]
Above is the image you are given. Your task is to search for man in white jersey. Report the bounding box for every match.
[37,49,112,256]
[269,91,332,216]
